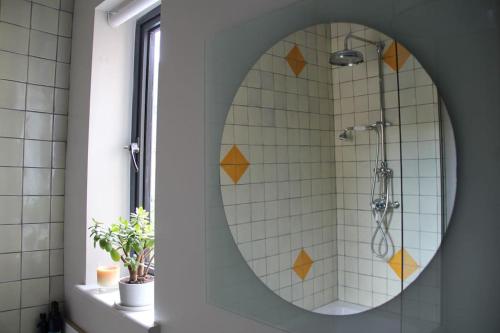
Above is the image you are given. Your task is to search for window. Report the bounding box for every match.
[131,7,161,223]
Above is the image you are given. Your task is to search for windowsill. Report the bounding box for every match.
[75,285,158,333]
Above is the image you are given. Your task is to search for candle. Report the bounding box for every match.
[96,266,119,288]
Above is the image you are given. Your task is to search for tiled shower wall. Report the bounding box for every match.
[331,23,442,308]
[0,0,72,332]
[220,24,339,311]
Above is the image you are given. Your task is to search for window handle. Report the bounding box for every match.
[124,142,140,172]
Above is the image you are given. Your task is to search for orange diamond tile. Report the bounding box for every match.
[389,248,419,280]
[293,249,313,280]
[383,41,411,72]
[220,145,249,184]
[285,44,306,76]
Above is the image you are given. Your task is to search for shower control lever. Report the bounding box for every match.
[124,141,140,172]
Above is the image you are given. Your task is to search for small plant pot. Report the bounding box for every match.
[118,277,154,307]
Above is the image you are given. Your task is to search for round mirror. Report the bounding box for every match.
[219,22,456,315]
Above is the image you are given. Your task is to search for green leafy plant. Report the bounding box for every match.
[89,207,154,283]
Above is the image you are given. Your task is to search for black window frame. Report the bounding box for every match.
[130,7,161,212]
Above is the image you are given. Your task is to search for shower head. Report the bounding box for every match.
[329,49,364,66]
[329,32,384,67]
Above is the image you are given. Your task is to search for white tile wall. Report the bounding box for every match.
[0,0,72,331]
[221,24,339,311]
[331,22,443,308]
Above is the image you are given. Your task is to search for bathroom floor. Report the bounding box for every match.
[314,301,370,315]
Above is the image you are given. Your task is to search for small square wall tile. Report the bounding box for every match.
[20,305,49,333]
[22,223,49,251]
[26,84,54,113]
[23,168,51,195]
[0,225,21,253]
[54,88,68,114]
[31,4,59,34]
[49,275,64,301]
[25,112,53,140]
[51,169,65,195]
[57,36,71,63]
[0,310,20,333]
[21,277,49,307]
[52,142,66,168]
[0,138,23,167]
[55,62,70,88]
[0,253,21,282]
[0,196,22,224]
[28,57,56,86]
[21,250,49,279]
[0,51,28,82]
[0,22,29,54]
[0,0,31,28]
[32,0,61,9]
[49,249,63,275]
[0,109,25,138]
[58,11,72,37]
[60,0,74,12]
[24,140,52,168]
[49,222,63,249]
[53,115,67,141]
[0,167,23,195]
[0,80,26,110]
[0,281,21,311]
[22,196,50,223]
[50,196,64,222]
[29,30,58,60]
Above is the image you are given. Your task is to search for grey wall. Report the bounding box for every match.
[157,0,500,333]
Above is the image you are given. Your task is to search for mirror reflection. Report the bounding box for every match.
[219,22,456,315]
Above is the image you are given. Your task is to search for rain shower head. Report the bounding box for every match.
[329,49,364,66]
[329,32,384,67]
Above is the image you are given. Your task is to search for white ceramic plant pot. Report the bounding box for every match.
[119,277,154,307]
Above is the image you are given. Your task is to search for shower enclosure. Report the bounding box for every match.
[216,22,454,316]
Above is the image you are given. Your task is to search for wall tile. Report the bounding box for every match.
[0,138,23,166]
[49,275,63,301]
[0,22,29,54]
[0,167,23,195]
[25,112,53,140]
[31,4,59,34]
[23,168,51,195]
[32,0,61,9]
[0,109,25,138]
[0,281,21,311]
[0,51,28,81]
[52,142,66,168]
[57,36,71,63]
[24,140,52,168]
[0,253,21,282]
[55,62,69,88]
[49,222,63,249]
[26,84,54,113]
[0,0,31,28]
[28,57,56,86]
[29,30,58,60]
[58,10,72,37]
[52,115,67,141]
[49,249,63,275]
[0,80,26,110]
[21,250,49,279]
[0,310,20,333]
[60,0,73,12]
[51,169,64,195]
[21,277,49,307]
[0,196,22,224]
[50,196,64,222]
[22,196,51,223]
[22,223,50,251]
[0,225,21,253]
[54,88,68,114]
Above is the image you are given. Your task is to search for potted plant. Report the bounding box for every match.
[89,207,155,307]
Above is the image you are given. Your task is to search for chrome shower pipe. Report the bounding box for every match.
[343,32,385,51]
